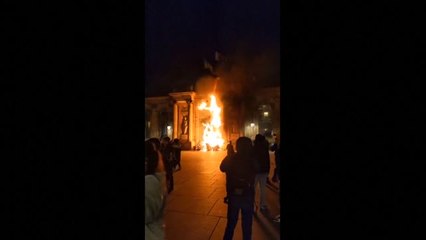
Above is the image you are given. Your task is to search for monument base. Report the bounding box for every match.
[180,134,192,150]
[181,141,192,150]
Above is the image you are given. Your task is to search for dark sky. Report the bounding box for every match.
[145,0,280,96]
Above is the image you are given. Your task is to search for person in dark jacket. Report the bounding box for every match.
[253,134,270,211]
[270,133,281,222]
[171,138,182,171]
[220,137,258,240]
[270,134,280,183]
[223,140,236,204]
[160,137,174,193]
[270,134,280,180]
[148,137,172,195]
[226,140,235,156]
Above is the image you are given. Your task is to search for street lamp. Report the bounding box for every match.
[250,123,255,139]
[167,125,172,138]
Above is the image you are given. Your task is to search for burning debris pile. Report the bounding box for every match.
[198,95,225,151]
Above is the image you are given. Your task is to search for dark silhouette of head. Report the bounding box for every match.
[148,138,161,151]
[162,136,171,143]
[145,140,159,175]
[236,136,253,159]
[254,134,264,143]
[226,141,235,156]
[173,138,180,144]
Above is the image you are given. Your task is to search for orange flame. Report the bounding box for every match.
[198,95,225,151]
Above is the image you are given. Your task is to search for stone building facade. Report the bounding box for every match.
[145,86,280,150]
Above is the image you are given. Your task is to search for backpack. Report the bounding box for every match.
[226,157,254,196]
[229,175,252,196]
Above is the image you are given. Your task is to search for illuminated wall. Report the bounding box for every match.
[145,86,279,147]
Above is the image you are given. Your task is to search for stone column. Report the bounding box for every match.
[150,107,159,138]
[173,102,178,139]
[193,98,198,148]
[188,99,194,149]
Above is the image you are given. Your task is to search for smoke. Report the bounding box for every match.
[194,44,280,136]
[195,44,280,103]
[195,76,217,96]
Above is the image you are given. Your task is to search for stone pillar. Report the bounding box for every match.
[168,91,196,150]
[188,99,194,149]
[173,102,178,139]
[194,98,199,148]
[150,107,159,138]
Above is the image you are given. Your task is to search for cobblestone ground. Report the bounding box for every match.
[164,151,281,240]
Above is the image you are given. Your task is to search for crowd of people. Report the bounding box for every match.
[145,134,280,240]
[145,137,182,239]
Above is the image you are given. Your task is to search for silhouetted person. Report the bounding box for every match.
[226,141,235,156]
[270,134,279,183]
[220,137,258,240]
[223,141,236,204]
[160,137,174,193]
[145,140,167,240]
[148,138,170,192]
[253,134,270,211]
[171,138,182,171]
[148,138,161,152]
[270,134,281,222]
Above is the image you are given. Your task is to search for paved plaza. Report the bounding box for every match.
[163,151,281,240]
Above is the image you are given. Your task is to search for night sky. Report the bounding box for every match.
[145,0,280,96]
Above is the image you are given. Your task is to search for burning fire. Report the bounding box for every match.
[198,95,225,151]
